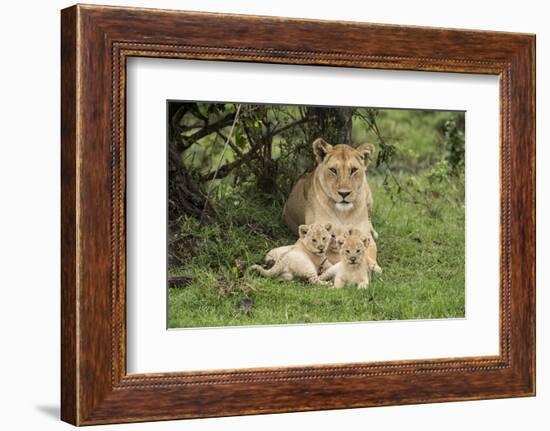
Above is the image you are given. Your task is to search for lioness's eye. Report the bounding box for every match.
[329,168,337,175]
[350,167,358,175]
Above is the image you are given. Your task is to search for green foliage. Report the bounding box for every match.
[168,175,465,328]
[443,117,466,174]
[169,190,295,271]
[167,104,466,328]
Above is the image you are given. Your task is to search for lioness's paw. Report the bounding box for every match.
[371,228,379,240]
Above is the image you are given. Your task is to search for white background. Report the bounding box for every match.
[0,0,547,430]
[127,59,500,373]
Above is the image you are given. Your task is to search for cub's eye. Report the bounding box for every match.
[350,167,358,175]
[356,249,360,253]
[331,234,335,238]
[322,237,326,241]
[345,250,350,254]
[312,239,317,242]
[329,168,337,175]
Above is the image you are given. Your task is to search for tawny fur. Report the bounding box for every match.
[282,139,380,272]
[250,224,332,284]
[347,226,382,274]
[326,224,353,265]
[266,223,351,268]
[319,232,371,289]
[264,245,292,267]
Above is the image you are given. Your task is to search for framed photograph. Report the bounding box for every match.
[61,4,535,425]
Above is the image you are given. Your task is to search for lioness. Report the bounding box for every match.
[249,223,332,284]
[283,138,380,270]
[319,232,370,289]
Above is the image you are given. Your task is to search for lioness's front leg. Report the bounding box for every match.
[367,257,382,274]
[365,178,378,240]
[367,238,382,274]
[357,280,369,289]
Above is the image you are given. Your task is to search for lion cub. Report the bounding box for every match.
[264,245,292,268]
[326,224,352,265]
[319,232,370,289]
[250,224,332,284]
[347,226,382,275]
[264,223,348,268]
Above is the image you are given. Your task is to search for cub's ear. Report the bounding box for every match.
[324,223,333,232]
[312,138,333,163]
[361,235,371,248]
[299,224,310,239]
[345,225,354,236]
[356,143,375,164]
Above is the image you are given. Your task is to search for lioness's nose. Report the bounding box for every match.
[338,191,351,199]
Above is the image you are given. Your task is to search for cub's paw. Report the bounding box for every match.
[310,277,330,286]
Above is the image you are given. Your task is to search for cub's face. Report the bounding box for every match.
[341,234,370,266]
[329,224,352,254]
[313,139,375,211]
[299,223,332,256]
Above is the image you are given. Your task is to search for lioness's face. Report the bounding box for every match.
[313,139,375,211]
[329,224,352,253]
[341,234,370,266]
[299,223,332,256]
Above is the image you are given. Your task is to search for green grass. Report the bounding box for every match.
[167,172,465,328]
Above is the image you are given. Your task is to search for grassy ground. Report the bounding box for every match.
[167,172,465,328]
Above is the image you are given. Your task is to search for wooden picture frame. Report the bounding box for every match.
[61,4,535,425]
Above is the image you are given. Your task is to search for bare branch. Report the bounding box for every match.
[272,117,309,136]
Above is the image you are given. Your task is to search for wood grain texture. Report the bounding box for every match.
[60,5,78,425]
[60,4,536,425]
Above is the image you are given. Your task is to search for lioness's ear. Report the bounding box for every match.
[313,138,333,163]
[299,225,309,239]
[324,223,333,232]
[356,143,375,164]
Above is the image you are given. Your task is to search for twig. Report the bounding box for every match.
[200,104,242,220]
[272,117,309,136]
[211,125,243,157]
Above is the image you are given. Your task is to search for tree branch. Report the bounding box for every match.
[200,144,262,182]
[272,117,309,136]
[176,113,237,152]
